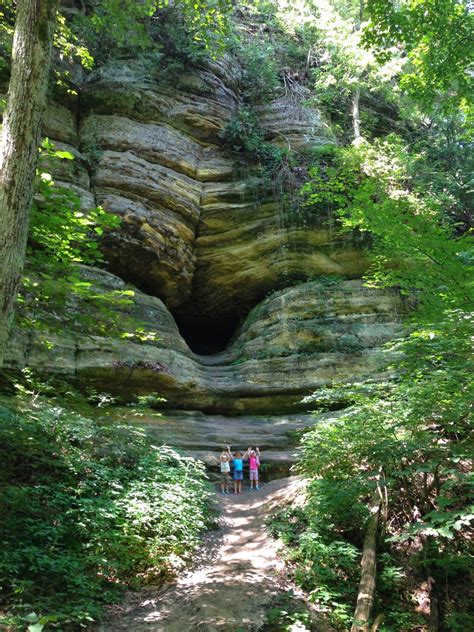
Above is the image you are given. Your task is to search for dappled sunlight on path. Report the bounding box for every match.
[97,477,326,631]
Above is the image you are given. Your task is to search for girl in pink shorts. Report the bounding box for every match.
[248,447,261,490]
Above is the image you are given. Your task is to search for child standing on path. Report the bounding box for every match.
[219,450,231,494]
[227,445,249,494]
[249,447,261,490]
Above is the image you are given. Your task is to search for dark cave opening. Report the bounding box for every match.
[174,314,242,355]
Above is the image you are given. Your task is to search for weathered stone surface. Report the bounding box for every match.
[3,57,406,454]
[43,101,79,146]
[5,271,403,416]
[256,97,336,149]
[100,407,339,478]
[75,58,353,316]
[92,149,202,303]
[80,115,205,178]
[79,58,239,142]
[179,198,370,323]
[228,279,403,360]
[1,89,92,208]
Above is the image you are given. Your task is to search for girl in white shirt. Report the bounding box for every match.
[219,451,231,494]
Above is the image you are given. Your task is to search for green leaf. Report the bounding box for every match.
[53,150,74,160]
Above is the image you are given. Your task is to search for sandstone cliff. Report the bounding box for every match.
[3,56,404,471]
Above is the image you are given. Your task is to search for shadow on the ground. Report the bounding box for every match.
[96,478,328,632]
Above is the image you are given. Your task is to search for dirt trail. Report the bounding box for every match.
[98,477,325,631]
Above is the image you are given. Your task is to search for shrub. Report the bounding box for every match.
[267,482,425,631]
[238,40,281,103]
[220,107,289,182]
[0,392,212,630]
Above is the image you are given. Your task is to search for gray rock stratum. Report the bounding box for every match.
[6,269,402,413]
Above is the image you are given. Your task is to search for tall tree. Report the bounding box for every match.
[363,0,474,113]
[308,0,401,142]
[0,0,59,365]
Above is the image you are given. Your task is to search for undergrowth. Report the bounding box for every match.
[267,481,425,631]
[0,388,213,630]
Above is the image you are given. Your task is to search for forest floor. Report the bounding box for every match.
[97,477,329,631]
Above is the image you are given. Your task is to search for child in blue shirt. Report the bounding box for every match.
[227,445,250,494]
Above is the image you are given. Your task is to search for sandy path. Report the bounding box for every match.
[97,477,324,631]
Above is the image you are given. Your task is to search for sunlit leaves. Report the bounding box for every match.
[54,13,94,69]
[363,0,474,113]
[302,137,472,315]
[31,141,120,268]
[20,140,133,338]
[73,0,233,60]
[296,128,473,626]
[0,391,212,627]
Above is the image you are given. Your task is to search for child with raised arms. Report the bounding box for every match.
[227,445,249,494]
[219,448,231,494]
[248,447,261,490]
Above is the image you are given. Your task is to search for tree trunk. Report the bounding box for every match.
[352,86,362,143]
[427,575,439,632]
[351,0,363,144]
[0,0,59,364]
[370,614,384,631]
[351,501,380,632]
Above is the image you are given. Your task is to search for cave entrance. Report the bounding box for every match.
[174,314,242,355]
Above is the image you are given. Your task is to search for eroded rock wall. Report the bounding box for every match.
[5,269,403,415]
[2,55,405,470]
[31,56,368,323]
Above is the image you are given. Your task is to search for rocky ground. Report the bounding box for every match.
[96,478,330,632]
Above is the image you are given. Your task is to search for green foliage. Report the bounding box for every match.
[302,136,472,314]
[231,1,308,105]
[306,0,402,136]
[32,141,120,267]
[236,39,281,103]
[234,0,323,99]
[1,0,234,92]
[262,592,312,632]
[268,499,360,630]
[54,13,95,72]
[363,0,474,114]
[221,106,288,175]
[70,0,233,68]
[221,107,265,153]
[16,140,161,344]
[0,388,212,629]
[296,131,473,627]
[15,140,151,339]
[406,115,474,228]
[299,145,355,222]
[313,273,345,287]
[0,1,14,82]
[268,488,427,631]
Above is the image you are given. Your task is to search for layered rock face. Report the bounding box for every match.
[6,270,403,473]
[3,56,404,473]
[45,57,366,323]
[6,271,403,414]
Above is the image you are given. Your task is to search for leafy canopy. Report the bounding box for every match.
[296,131,473,627]
[363,0,474,113]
